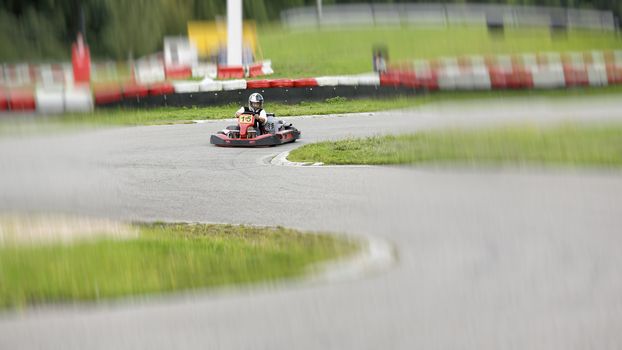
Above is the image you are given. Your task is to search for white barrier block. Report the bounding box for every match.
[135,63,165,84]
[454,71,473,90]
[36,87,64,114]
[315,76,339,86]
[64,87,93,113]
[199,78,223,92]
[531,65,565,88]
[337,76,359,86]
[356,74,380,86]
[193,63,218,79]
[438,67,458,90]
[587,64,608,86]
[221,79,247,90]
[173,81,200,93]
[471,66,492,90]
[262,60,273,75]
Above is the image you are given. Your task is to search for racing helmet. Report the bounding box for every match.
[248,93,264,112]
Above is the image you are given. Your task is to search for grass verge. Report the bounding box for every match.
[55,97,423,126]
[288,122,622,167]
[0,222,358,309]
[3,85,622,134]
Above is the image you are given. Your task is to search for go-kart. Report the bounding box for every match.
[210,113,301,147]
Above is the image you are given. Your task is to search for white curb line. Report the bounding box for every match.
[308,235,396,283]
[270,151,374,168]
[270,151,324,166]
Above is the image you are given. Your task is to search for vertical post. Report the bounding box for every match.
[72,33,91,85]
[316,0,323,24]
[227,0,243,66]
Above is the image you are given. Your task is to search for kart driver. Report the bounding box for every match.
[235,93,283,135]
[236,93,267,133]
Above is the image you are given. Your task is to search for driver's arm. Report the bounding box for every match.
[255,110,268,124]
[234,107,245,117]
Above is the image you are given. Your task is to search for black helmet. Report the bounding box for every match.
[248,93,264,112]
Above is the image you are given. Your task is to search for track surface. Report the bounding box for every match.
[1,97,622,349]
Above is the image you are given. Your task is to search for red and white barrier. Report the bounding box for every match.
[8,51,622,113]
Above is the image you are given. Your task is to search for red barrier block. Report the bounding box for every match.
[489,67,533,89]
[398,71,418,88]
[606,64,622,84]
[418,73,439,90]
[563,65,589,86]
[0,91,7,111]
[149,82,175,95]
[292,78,318,87]
[379,71,400,86]
[269,79,293,88]
[8,90,36,111]
[165,66,192,80]
[507,69,533,89]
[94,86,123,105]
[123,84,149,98]
[248,64,264,77]
[246,80,271,89]
[218,65,244,79]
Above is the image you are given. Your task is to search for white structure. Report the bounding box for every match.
[163,37,198,68]
[227,0,243,66]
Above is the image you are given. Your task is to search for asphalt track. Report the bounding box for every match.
[1,96,622,349]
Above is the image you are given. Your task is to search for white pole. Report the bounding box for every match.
[227,0,243,66]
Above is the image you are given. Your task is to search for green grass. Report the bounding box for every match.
[259,25,622,77]
[58,97,423,125]
[288,123,622,167]
[0,223,358,309]
[3,85,622,136]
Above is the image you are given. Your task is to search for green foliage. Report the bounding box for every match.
[288,122,622,167]
[0,223,358,309]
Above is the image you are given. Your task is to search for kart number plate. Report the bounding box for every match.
[239,114,255,124]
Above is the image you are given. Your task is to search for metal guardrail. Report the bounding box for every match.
[281,3,616,31]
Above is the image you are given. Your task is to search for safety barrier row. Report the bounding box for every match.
[382,51,622,90]
[5,51,622,113]
[0,86,93,113]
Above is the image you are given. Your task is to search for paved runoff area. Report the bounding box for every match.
[1,96,622,349]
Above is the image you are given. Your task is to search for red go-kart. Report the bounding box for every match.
[210,113,300,147]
